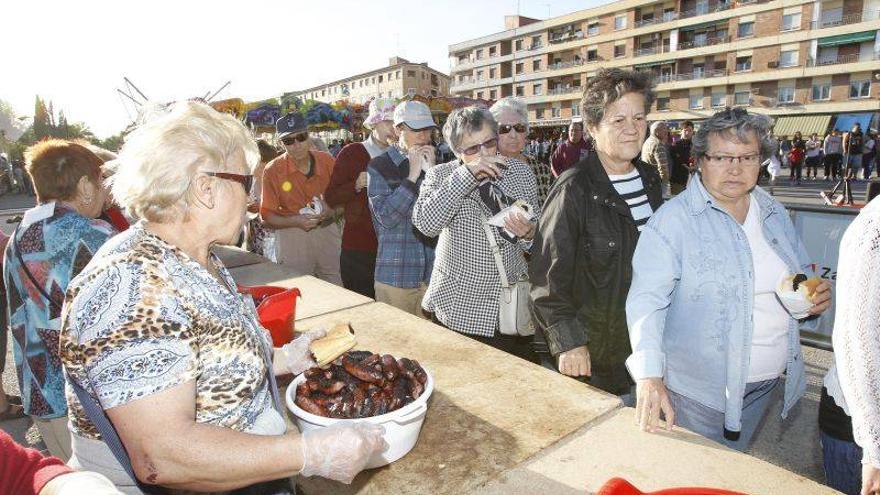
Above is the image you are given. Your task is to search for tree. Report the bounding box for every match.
[33,96,51,141]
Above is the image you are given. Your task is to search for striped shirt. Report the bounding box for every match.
[609,169,653,231]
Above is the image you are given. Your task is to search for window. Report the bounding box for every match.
[489,68,497,79]
[407,88,417,97]
[656,97,670,111]
[515,86,525,96]
[812,81,831,100]
[489,46,497,57]
[515,39,524,51]
[475,49,483,60]
[734,90,751,105]
[711,93,726,107]
[407,70,416,77]
[533,60,541,71]
[533,83,543,96]
[571,102,581,117]
[532,35,542,48]
[781,13,801,31]
[850,79,871,98]
[614,44,626,58]
[779,50,798,67]
[551,107,562,118]
[515,63,524,74]
[490,90,497,100]
[615,14,627,30]
[735,56,752,72]
[378,75,384,83]
[587,48,598,62]
[396,71,401,79]
[535,108,545,120]
[777,86,795,103]
[476,91,484,99]
[588,22,599,35]
[476,70,484,81]
[689,94,703,109]
[737,21,754,38]
[422,72,426,79]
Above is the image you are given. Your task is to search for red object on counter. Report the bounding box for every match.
[238,285,301,346]
[598,478,749,495]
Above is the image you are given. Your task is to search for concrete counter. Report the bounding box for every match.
[292,302,621,495]
[474,407,838,495]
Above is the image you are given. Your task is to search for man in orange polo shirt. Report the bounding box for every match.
[261,112,342,285]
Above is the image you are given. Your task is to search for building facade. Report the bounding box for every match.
[448,0,880,135]
[292,56,451,105]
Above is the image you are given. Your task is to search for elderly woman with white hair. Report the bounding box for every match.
[489,97,553,204]
[412,106,540,361]
[627,107,832,449]
[59,102,385,494]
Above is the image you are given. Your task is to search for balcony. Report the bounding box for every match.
[678,2,733,21]
[634,11,679,28]
[635,45,664,57]
[549,31,584,44]
[811,10,880,29]
[806,51,880,67]
[655,68,728,83]
[677,35,731,51]
[548,86,583,96]
[548,59,587,71]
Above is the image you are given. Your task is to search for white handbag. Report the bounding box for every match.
[481,219,534,336]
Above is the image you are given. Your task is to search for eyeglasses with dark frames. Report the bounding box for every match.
[498,124,527,135]
[281,133,309,146]
[205,171,254,193]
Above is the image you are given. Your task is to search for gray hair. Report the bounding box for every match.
[649,121,667,137]
[581,68,655,128]
[112,101,259,223]
[692,108,775,162]
[489,97,529,131]
[443,106,498,158]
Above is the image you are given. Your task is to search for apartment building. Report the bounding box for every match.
[448,0,880,136]
[291,56,451,105]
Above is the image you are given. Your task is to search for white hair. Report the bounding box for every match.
[111,101,259,223]
[489,97,529,131]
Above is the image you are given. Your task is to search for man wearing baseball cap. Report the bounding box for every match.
[261,112,342,284]
[366,100,438,317]
[325,98,398,298]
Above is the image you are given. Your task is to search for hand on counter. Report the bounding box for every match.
[557,346,591,377]
[275,329,326,376]
[299,422,388,484]
[635,377,675,433]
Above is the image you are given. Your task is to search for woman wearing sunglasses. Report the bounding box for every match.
[490,97,553,206]
[59,102,385,493]
[529,68,663,403]
[412,106,540,361]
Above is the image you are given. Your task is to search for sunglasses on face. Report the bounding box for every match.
[498,124,527,135]
[205,171,254,194]
[460,137,498,156]
[281,133,309,146]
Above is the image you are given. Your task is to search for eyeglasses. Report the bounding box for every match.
[703,154,762,168]
[281,133,309,146]
[499,124,527,135]
[205,171,254,193]
[459,137,498,156]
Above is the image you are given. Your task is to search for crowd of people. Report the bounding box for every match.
[768,126,878,185]
[0,66,878,495]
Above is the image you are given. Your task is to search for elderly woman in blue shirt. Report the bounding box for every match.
[625,108,832,449]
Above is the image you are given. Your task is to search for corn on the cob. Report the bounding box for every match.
[310,323,357,366]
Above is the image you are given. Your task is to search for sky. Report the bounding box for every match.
[3,0,602,139]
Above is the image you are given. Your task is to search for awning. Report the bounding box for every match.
[532,119,570,128]
[771,115,832,137]
[817,31,876,47]
[833,112,875,132]
[634,60,671,69]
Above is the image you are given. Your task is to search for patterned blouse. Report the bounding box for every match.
[3,202,115,419]
[60,223,281,440]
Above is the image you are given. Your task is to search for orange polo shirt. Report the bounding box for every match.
[261,151,335,218]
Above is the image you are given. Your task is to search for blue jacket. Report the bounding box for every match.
[626,174,813,434]
[367,146,435,288]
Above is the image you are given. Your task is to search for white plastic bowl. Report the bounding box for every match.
[286,367,433,468]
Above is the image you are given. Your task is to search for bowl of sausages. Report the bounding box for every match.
[285,350,433,468]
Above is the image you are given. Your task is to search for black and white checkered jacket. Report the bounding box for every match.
[412,158,540,337]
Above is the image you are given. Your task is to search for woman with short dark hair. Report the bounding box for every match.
[3,139,117,460]
[529,68,663,401]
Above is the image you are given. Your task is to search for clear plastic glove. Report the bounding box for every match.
[300,422,387,484]
[277,329,326,375]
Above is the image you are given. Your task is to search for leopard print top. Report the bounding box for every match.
[60,223,278,440]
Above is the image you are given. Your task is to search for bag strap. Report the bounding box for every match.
[480,219,510,289]
[11,227,61,311]
[68,377,169,494]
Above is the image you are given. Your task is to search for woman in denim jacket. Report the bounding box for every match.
[625,108,833,450]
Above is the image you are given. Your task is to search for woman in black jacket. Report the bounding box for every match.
[529,68,663,402]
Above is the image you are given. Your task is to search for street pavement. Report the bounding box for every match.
[0,177,860,485]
